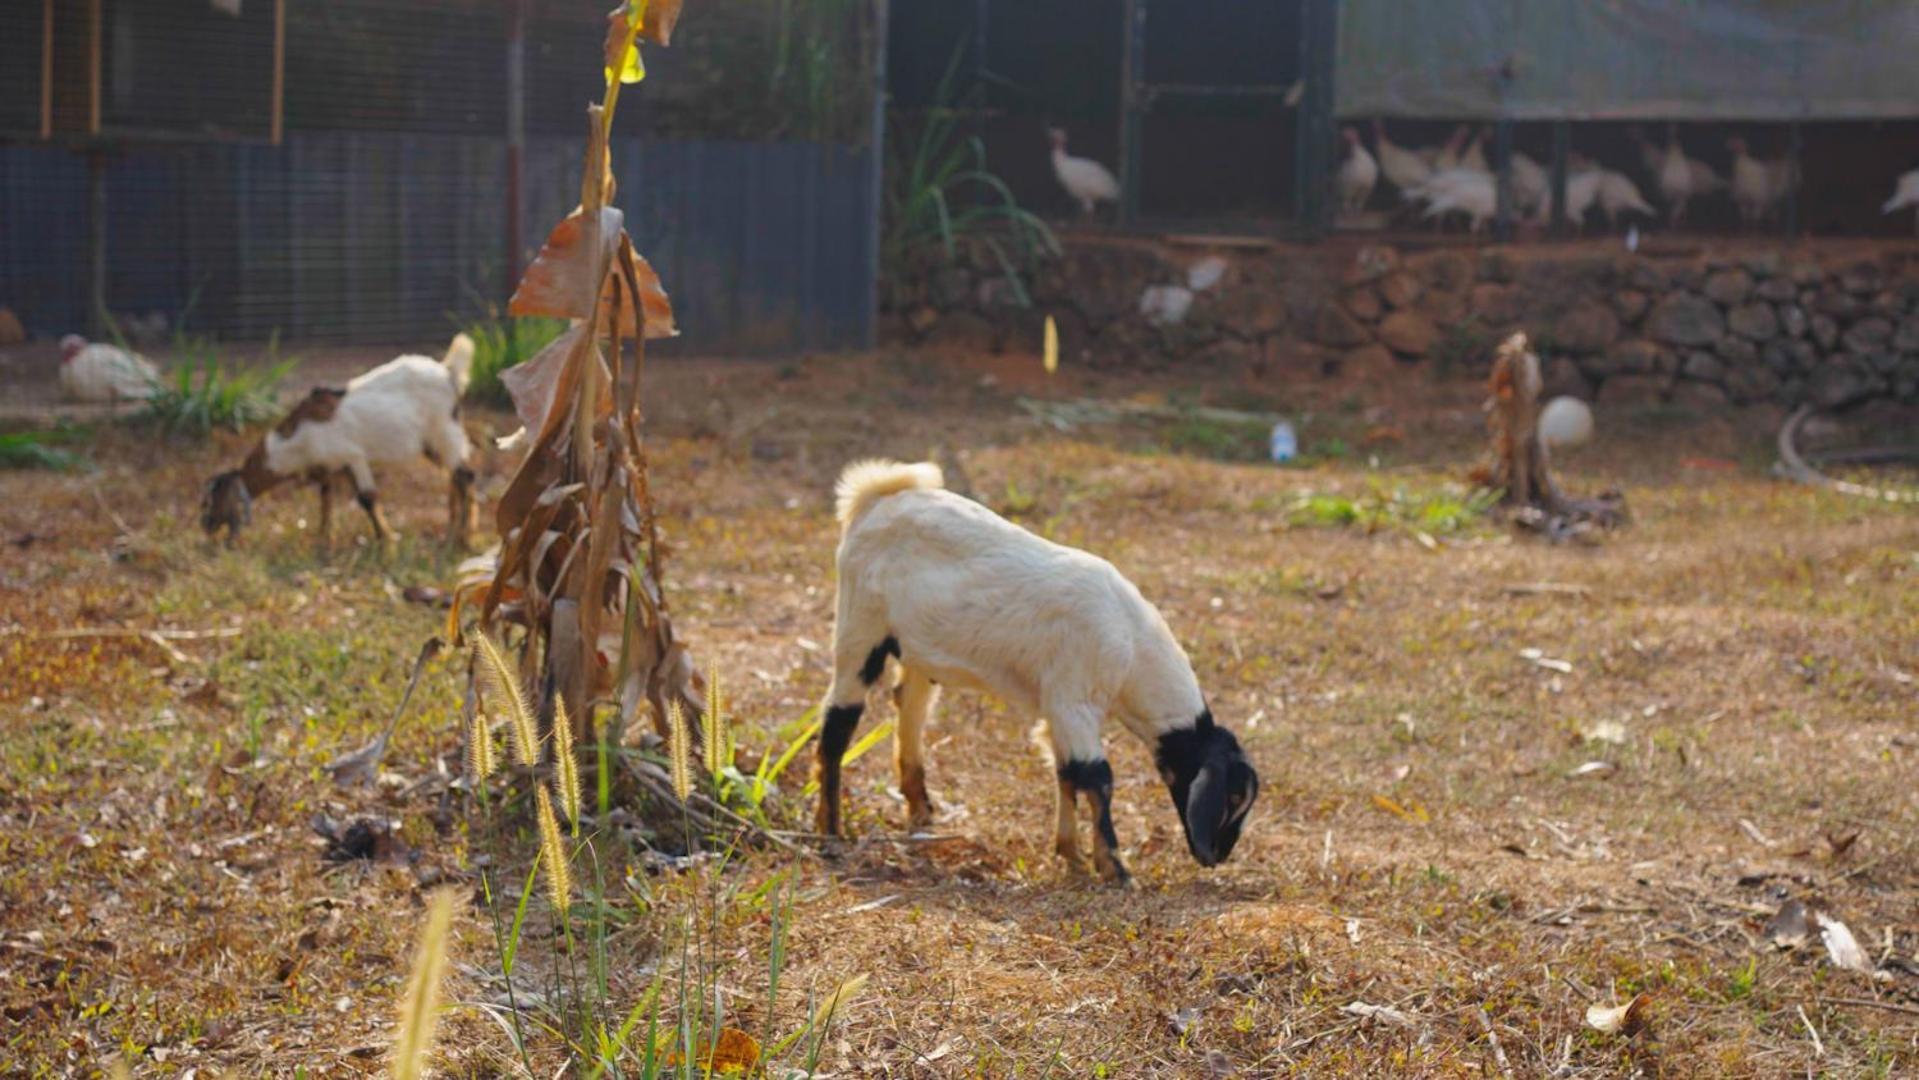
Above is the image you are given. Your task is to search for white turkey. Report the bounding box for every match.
[1728,136,1795,227]
[1049,128,1120,218]
[1460,126,1490,175]
[1370,118,1432,198]
[1337,127,1378,215]
[1410,167,1496,234]
[1596,170,1657,232]
[1531,164,1603,231]
[1430,125,1471,170]
[1881,168,1919,235]
[58,335,161,403]
[1509,150,1548,215]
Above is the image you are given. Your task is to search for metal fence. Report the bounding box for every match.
[0,133,876,353]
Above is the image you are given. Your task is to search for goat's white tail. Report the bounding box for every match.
[442,332,476,396]
[834,459,943,527]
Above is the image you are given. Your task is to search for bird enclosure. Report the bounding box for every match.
[888,0,1919,241]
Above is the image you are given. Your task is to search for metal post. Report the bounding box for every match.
[505,0,526,303]
[39,0,52,139]
[1119,0,1144,227]
[862,0,889,348]
[973,0,988,91]
[1294,0,1338,236]
[270,0,285,144]
[1492,119,1514,241]
[1784,120,1801,239]
[87,150,108,335]
[1549,120,1570,237]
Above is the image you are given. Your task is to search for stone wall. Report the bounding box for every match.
[886,237,1919,409]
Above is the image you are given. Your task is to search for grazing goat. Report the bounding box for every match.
[815,460,1259,884]
[202,334,476,548]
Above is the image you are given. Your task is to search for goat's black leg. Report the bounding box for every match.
[1059,758,1130,885]
[815,703,862,836]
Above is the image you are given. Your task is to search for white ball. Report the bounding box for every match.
[1538,395,1594,450]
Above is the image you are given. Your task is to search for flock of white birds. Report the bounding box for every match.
[1052,120,1919,238]
[1341,122,1824,235]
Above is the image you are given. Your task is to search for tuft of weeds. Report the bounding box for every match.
[464,314,569,407]
[1161,414,1272,462]
[1287,479,1499,537]
[139,335,293,436]
[0,426,89,471]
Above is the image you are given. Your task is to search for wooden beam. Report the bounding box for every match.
[39,0,52,139]
[87,0,101,135]
[271,0,286,144]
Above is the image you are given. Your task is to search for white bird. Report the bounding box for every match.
[1656,138,1725,226]
[1509,151,1548,214]
[1049,128,1120,218]
[1430,125,1471,171]
[58,335,160,403]
[1728,136,1795,228]
[1532,166,1603,231]
[1337,127,1378,215]
[1460,127,1490,175]
[1597,170,1657,232]
[1881,168,1919,236]
[1370,118,1432,197]
[1539,396,1594,451]
[1411,167,1496,234]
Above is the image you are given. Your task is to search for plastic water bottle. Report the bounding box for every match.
[1269,421,1297,463]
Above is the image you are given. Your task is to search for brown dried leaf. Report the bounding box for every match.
[1585,992,1651,1037]
[604,239,678,339]
[509,208,624,323]
[500,325,598,440]
[608,0,682,50]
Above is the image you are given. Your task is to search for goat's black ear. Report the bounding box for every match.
[1184,759,1228,867]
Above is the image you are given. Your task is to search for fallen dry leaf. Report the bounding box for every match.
[1815,912,1874,974]
[1371,793,1430,824]
[1585,992,1652,1037]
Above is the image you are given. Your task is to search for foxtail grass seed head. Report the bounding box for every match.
[667,701,694,802]
[703,666,725,775]
[465,704,498,783]
[551,693,582,824]
[391,889,457,1080]
[473,632,539,767]
[811,972,870,1031]
[535,786,573,916]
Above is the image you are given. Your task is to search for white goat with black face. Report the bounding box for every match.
[814,461,1259,884]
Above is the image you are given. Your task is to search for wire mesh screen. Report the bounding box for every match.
[0,0,880,353]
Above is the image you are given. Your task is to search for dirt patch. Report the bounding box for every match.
[1,350,1914,1075]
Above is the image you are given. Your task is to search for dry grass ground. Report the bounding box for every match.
[1,346,1915,1077]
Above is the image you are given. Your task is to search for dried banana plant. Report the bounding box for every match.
[1483,332,1627,541]
[451,0,702,755]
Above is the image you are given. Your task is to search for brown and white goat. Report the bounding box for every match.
[202,334,476,548]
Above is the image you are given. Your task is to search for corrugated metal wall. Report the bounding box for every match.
[0,135,875,353]
[1,0,880,355]
[1337,0,1919,121]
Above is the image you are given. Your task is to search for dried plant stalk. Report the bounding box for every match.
[454,0,705,769]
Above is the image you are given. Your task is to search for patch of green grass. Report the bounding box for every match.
[465,315,569,407]
[0,427,89,471]
[140,336,294,436]
[1161,414,1271,462]
[1286,480,1498,537]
